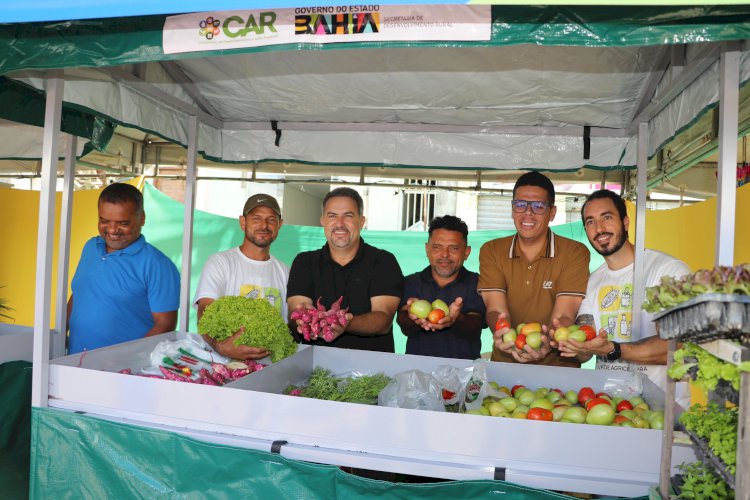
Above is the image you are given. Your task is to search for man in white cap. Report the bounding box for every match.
[194,193,289,360]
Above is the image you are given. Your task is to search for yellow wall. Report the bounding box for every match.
[644,182,750,271]
[0,178,140,327]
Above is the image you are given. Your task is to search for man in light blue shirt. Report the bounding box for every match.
[67,183,180,354]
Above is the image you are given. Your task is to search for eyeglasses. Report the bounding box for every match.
[511,199,552,215]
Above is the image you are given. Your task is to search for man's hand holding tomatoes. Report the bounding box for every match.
[509,324,551,363]
[403,297,463,332]
[424,297,463,331]
[558,327,609,361]
[492,312,514,353]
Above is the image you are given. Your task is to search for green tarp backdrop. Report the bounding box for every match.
[141,183,604,354]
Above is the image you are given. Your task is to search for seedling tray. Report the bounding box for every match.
[683,428,736,490]
[654,293,750,343]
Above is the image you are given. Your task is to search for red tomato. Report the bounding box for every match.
[578,387,596,406]
[616,400,634,412]
[442,388,456,400]
[586,397,611,412]
[495,318,510,331]
[427,309,446,324]
[527,407,553,421]
[515,334,527,350]
[511,384,526,396]
[614,414,630,424]
[580,324,597,341]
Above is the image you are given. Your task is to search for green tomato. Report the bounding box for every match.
[431,299,450,316]
[409,299,432,319]
[586,403,615,425]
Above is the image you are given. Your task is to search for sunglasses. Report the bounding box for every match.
[511,199,552,215]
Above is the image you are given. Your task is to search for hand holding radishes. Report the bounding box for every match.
[290,296,352,342]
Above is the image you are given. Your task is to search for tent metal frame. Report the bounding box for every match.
[26,29,746,497]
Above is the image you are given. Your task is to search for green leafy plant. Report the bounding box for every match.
[679,403,737,474]
[675,461,733,499]
[643,264,750,312]
[668,342,743,391]
[198,295,297,362]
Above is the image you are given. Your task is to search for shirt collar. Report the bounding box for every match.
[95,234,146,257]
[509,229,555,259]
[322,237,366,267]
[419,265,469,286]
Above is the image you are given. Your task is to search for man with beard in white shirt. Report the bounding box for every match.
[558,189,691,407]
[194,193,289,360]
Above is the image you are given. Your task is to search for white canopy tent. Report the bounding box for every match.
[0,4,747,495]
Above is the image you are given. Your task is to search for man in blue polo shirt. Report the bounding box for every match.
[67,183,180,354]
[397,215,486,359]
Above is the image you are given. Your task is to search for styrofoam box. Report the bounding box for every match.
[48,332,696,496]
[0,324,33,363]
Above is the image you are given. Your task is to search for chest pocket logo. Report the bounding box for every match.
[542,281,553,289]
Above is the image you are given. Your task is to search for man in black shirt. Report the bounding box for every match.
[287,187,404,352]
[397,215,486,359]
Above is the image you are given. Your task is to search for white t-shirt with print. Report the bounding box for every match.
[578,249,691,407]
[194,247,290,320]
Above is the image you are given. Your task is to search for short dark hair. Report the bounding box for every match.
[428,215,468,242]
[99,183,143,214]
[513,172,555,204]
[581,189,627,222]
[323,187,364,215]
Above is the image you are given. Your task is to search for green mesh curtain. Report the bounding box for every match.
[142,183,604,354]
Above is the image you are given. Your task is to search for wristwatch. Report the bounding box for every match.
[602,341,621,362]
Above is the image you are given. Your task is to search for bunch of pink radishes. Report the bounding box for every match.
[290,296,349,342]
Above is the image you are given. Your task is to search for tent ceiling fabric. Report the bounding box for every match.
[1,6,750,175]
[6,43,662,171]
[177,45,660,128]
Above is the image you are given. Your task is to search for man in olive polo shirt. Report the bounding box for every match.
[478,172,590,367]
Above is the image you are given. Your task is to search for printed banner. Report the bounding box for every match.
[163,5,491,54]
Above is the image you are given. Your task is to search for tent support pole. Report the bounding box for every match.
[31,70,64,408]
[632,122,648,349]
[179,115,199,332]
[715,43,740,266]
[52,134,77,359]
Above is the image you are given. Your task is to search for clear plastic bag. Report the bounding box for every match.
[378,369,446,412]
[463,359,505,412]
[601,370,644,399]
[142,334,230,380]
[432,364,473,412]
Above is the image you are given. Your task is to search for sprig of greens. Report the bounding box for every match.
[285,367,391,404]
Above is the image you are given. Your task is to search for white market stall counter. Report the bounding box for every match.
[47,332,697,497]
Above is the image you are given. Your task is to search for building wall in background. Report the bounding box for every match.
[282,184,326,226]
